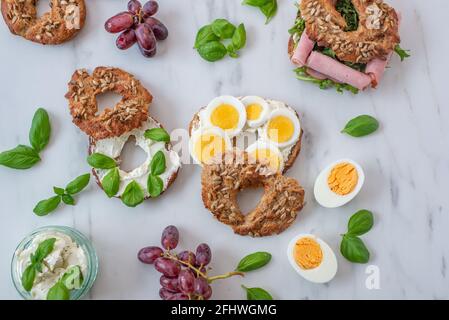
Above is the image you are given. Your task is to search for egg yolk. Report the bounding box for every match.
[210,104,239,130]
[246,103,263,121]
[249,148,281,171]
[327,162,358,195]
[267,116,295,143]
[194,134,227,164]
[294,237,323,270]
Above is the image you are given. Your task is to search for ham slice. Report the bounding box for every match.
[306,51,372,90]
[365,53,392,88]
[291,32,315,67]
[306,68,328,80]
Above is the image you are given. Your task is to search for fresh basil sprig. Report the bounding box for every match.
[340,210,374,263]
[242,0,277,24]
[242,285,273,300]
[122,180,144,207]
[33,173,90,216]
[47,265,84,300]
[147,150,166,198]
[144,128,170,142]
[21,238,56,291]
[341,115,379,137]
[236,252,272,272]
[47,281,70,300]
[0,108,51,170]
[194,19,246,62]
[102,167,120,198]
[87,153,117,169]
[394,44,411,62]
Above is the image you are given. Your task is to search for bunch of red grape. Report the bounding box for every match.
[138,225,242,300]
[105,1,168,58]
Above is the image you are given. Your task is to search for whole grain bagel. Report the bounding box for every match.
[66,67,152,140]
[1,0,86,45]
[201,150,305,237]
[297,0,400,64]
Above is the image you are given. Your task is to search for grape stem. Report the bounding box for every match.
[208,271,245,283]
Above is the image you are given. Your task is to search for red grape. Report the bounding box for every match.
[127,0,142,14]
[195,243,212,266]
[142,1,159,17]
[154,257,181,277]
[194,277,209,296]
[178,269,195,294]
[139,46,157,58]
[138,246,163,264]
[161,225,179,250]
[203,285,212,300]
[105,12,134,33]
[116,29,137,50]
[177,251,196,265]
[160,276,180,293]
[159,288,174,300]
[166,293,189,300]
[144,17,168,41]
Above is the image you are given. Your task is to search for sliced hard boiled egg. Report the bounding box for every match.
[262,109,301,148]
[189,127,232,165]
[203,96,247,137]
[287,234,337,284]
[246,141,284,172]
[241,96,270,128]
[314,159,365,208]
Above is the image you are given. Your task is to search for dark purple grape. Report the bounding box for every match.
[177,251,196,265]
[144,17,168,41]
[160,276,180,293]
[142,1,159,17]
[127,0,142,14]
[137,246,163,264]
[166,293,189,300]
[178,269,195,294]
[116,29,137,50]
[194,277,209,296]
[135,23,157,57]
[154,257,181,277]
[105,12,134,33]
[161,225,179,250]
[159,288,174,300]
[139,46,157,57]
[195,243,212,266]
[203,285,212,300]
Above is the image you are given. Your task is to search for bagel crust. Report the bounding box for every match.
[66,67,153,140]
[300,0,400,64]
[1,0,86,45]
[201,150,305,237]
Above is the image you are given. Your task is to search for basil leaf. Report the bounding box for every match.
[29,108,51,153]
[33,196,61,216]
[211,19,236,39]
[65,173,90,195]
[0,145,40,169]
[242,285,273,300]
[33,238,56,263]
[348,210,374,236]
[62,194,75,205]
[197,41,227,62]
[147,174,163,198]
[121,181,144,207]
[53,187,65,196]
[144,128,170,142]
[232,23,246,50]
[236,252,272,272]
[227,44,238,58]
[194,25,219,49]
[102,168,120,198]
[341,115,379,137]
[150,151,166,176]
[394,44,411,62]
[243,0,277,24]
[340,235,370,263]
[61,266,84,290]
[21,264,36,292]
[47,281,70,300]
[87,153,116,169]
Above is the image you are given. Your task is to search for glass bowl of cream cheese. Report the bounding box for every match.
[11,226,98,300]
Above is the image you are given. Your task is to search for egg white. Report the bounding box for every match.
[314,159,365,208]
[189,127,232,166]
[204,95,247,137]
[287,234,338,284]
[262,109,301,148]
[246,141,284,172]
[241,96,271,128]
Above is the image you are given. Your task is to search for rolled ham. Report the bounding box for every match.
[306,68,328,80]
[291,32,315,67]
[365,53,392,88]
[306,51,372,90]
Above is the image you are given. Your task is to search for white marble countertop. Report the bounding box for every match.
[1,0,448,300]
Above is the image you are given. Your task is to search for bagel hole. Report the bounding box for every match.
[36,0,52,18]
[119,136,148,173]
[237,187,265,215]
[95,91,124,116]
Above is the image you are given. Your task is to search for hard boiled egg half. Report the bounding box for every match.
[241,96,270,128]
[314,159,365,208]
[189,127,232,165]
[203,96,247,137]
[246,141,284,172]
[262,109,301,148]
[287,234,337,284]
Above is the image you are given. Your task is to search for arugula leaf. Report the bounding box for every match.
[144,128,170,142]
[33,196,62,216]
[47,281,70,300]
[336,0,359,31]
[65,173,90,195]
[394,44,411,61]
[121,181,144,207]
[294,67,359,94]
[102,167,120,198]
[242,285,273,300]
[150,151,166,176]
[0,145,41,169]
[147,174,164,198]
[29,108,51,153]
[87,153,116,169]
[288,15,305,37]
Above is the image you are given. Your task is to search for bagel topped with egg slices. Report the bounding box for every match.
[188,96,303,173]
[288,0,409,93]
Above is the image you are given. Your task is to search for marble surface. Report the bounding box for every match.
[1,0,448,300]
